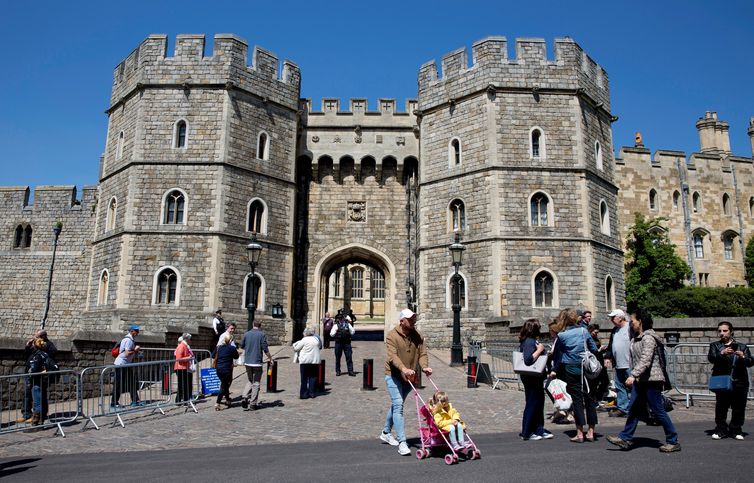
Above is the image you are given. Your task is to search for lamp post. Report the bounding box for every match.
[449,233,465,366]
[246,233,263,331]
[41,222,63,330]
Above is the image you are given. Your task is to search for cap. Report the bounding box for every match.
[215,309,222,314]
[345,315,352,322]
[128,324,141,332]
[399,308,415,320]
[608,309,625,318]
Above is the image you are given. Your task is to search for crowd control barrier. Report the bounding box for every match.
[668,342,754,408]
[0,369,80,437]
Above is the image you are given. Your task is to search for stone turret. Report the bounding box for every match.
[696,111,731,153]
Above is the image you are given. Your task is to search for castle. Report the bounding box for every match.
[1,33,752,352]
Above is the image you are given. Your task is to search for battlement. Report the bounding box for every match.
[418,37,609,112]
[301,98,418,116]
[0,185,97,211]
[110,34,301,110]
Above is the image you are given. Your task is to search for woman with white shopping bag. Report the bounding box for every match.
[550,308,599,443]
[516,319,553,441]
[174,333,195,404]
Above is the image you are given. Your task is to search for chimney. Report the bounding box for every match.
[696,111,730,154]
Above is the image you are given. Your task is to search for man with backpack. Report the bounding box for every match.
[330,314,356,376]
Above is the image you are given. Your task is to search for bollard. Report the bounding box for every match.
[467,356,478,388]
[162,367,171,396]
[266,360,278,393]
[362,358,374,390]
[317,359,326,392]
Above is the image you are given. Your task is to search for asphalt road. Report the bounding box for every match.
[0,421,751,482]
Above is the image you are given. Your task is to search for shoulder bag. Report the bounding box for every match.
[582,331,602,380]
[512,350,547,375]
[709,354,736,393]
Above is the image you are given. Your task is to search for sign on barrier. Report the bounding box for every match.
[200,368,221,395]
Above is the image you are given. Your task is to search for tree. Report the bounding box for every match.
[745,236,754,286]
[624,213,691,312]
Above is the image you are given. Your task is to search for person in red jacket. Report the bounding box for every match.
[174,333,194,404]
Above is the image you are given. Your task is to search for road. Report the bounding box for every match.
[0,421,750,482]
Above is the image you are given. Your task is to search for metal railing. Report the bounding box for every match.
[668,342,754,407]
[0,369,80,437]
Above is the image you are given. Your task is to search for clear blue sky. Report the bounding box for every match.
[1,0,752,189]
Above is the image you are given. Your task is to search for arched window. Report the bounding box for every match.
[529,192,550,227]
[244,273,265,311]
[14,225,23,248]
[673,191,680,211]
[23,225,32,248]
[173,120,187,148]
[595,141,603,171]
[449,199,466,232]
[163,189,186,224]
[449,138,462,167]
[154,267,179,305]
[530,128,545,159]
[722,231,739,261]
[605,275,614,311]
[371,269,385,299]
[649,189,658,211]
[693,231,706,259]
[600,200,610,235]
[97,270,109,306]
[350,267,364,299]
[106,197,117,231]
[116,131,124,160]
[722,193,731,215]
[533,270,556,308]
[247,198,267,234]
[692,192,701,213]
[257,131,269,160]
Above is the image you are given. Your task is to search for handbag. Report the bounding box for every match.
[582,333,602,380]
[709,355,736,393]
[512,350,547,375]
[546,378,572,411]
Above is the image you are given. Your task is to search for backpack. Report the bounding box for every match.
[29,350,58,374]
[335,321,352,344]
[111,341,121,358]
[582,330,602,380]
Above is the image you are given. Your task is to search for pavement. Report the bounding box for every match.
[0,333,717,460]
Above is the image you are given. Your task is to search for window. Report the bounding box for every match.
[449,199,466,232]
[371,269,385,299]
[23,226,32,247]
[530,192,550,227]
[693,233,705,259]
[595,141,603,171]
[533,270,555,308]
[106,197,117,231]
[699,272,710,287]
[244,274,263,310]
[163,189,186,224]
[722,193,731,215]
[692,192,701,213]
[605,276,614,311]
[257,131,269,160]
[350,268,364,299]
[449,138,461,166]
[750,197,754,218]
[600,200,610,235]
[247,198,267,234]
[116,131,124,160]
[649,189,658,211]
[13,224,32,249]
[724,236,734,260]
[450,274,466,308]
[530,128,544,159]
[173,120,187,148]
[155,267,178,305]
[97,270,109,306]
[673,191,680,211]
[333,270,341,297]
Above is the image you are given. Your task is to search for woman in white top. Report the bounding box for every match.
[293,327,322,399]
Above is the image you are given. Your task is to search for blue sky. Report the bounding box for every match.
[1,0,752,190]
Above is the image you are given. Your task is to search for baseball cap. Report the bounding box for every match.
[128,324,141,332]
[399,308,415,320]
[608,309,625,318]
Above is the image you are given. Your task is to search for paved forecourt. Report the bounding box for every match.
[0,336,714,459]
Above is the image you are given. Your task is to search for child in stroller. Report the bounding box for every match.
[429,391,468,450]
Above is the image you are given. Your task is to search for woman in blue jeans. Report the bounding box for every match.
[518,319,552,440]
[607,309,681,453]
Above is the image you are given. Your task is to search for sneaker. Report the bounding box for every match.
[607,435,631,450]
[734,434,745,441]
[541,432,554,440]
[711,433,722,440]
[16,416,32,423]
[528,434,543,441]
[659,443,681,453]
[397,442,411,456]
[380,431,399,446]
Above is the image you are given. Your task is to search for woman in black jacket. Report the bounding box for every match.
[708,321,754,440]
[213,333,239,410]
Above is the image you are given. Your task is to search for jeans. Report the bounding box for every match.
[334,343,353,374]
[216,371,233,404]
[299,364,317,398]
[614,368,631,413]
[447,424,466,446]
[175,369,193,403]
[242,366,264,404]
[384,375,412,443]
[715,385,749,436]
[619,381,678,444]
[520,374,546,438]
[564,365,598,427]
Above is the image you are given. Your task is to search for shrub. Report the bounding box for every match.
[642,287,754,318]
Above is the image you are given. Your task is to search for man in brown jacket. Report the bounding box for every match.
[379,308,433,456]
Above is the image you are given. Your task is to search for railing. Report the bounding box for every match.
[0,369,80,437]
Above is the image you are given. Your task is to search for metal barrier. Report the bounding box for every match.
[0,369,80,437]
[484,343,522,390]
[138,348,214,396]
[668,342,754,407]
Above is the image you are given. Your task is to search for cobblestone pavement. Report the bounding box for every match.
[0,339,715,458]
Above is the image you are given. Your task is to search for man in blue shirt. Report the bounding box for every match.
[240,320,273,410]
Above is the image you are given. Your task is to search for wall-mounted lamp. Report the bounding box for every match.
[271,303,284,318]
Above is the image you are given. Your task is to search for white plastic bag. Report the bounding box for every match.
[546,378,572,411]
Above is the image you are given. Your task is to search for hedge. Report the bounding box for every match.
[639,287,754,318]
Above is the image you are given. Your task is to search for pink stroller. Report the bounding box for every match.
[409,375,481,465]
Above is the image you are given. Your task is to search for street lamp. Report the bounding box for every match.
[449,232,465,366]
[41,222,63,330]
[246,233,263,331]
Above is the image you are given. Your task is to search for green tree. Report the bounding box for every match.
[745,236,754,286]
[624,213,691,311]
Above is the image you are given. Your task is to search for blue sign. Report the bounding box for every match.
[200,368,221,395]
